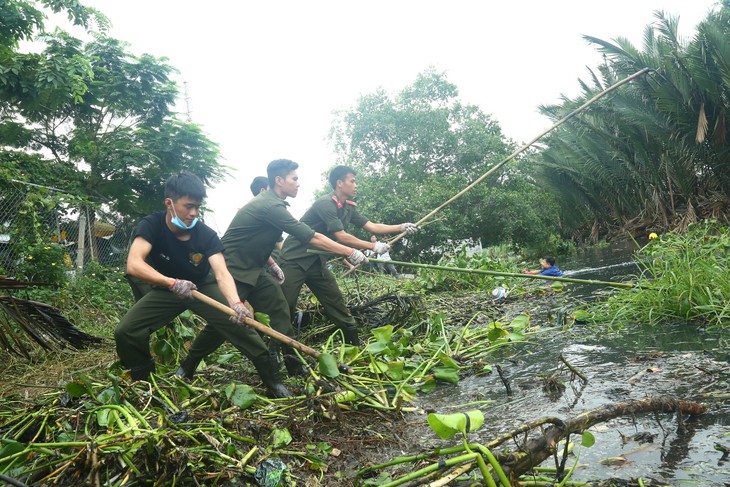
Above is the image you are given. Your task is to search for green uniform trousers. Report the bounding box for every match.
[185,271,295,362]
[115,274,269,376]
[279,260,357,335]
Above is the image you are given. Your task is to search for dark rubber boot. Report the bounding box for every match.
[283,348,310,377]
[271,342,308,377]
[130,359,156,381]
[251,354,293,398]
[174,355,202,379]
[268,342,283,371]
[342,326,359,346]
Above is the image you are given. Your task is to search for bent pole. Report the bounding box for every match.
[310,249,647,289]
[191,290,354,374]
[370,257,648,289]
[388,67,652,246]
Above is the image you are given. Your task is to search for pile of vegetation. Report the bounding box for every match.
[1,265,552,485]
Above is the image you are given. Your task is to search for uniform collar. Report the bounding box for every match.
[331,195,357,208]
[267,189,289,206]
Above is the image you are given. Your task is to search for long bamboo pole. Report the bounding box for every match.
[311,250,647,289]
[370,257,648,289]
[342,68,652,278]
[191,290,354,374]
[389,67,651,246]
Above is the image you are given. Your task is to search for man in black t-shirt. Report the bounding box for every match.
[114,172,291,397]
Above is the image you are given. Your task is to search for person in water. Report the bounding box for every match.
[521,255,563,277]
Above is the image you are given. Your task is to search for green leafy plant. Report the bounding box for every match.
[424,409,510,487]
[427,410,484,440]
[223,382,257,409]
[588,221,730,328]
[17,242,68,284]
[407,246,522,293]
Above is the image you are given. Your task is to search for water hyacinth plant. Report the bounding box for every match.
[588,221,730,328]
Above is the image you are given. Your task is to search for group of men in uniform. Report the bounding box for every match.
[114,160,418,397]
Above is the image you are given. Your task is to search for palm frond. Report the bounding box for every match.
[0,277,103,357]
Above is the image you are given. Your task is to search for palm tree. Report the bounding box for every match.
[538,7,730,241]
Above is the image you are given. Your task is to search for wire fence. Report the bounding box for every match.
[0,180,133,278]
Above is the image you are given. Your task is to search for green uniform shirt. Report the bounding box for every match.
[281,193,369,270]
[223,190,315,285]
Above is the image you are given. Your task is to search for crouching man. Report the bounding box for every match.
[114,172,291,397]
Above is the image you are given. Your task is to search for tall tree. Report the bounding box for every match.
[0,1,227,229]
[330,69,560,260]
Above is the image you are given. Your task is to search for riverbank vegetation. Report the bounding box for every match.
[331,5,730,248]
[587,221,730,329]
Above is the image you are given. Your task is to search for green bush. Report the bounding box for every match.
[24,261,133,336]
[17,242,69,284]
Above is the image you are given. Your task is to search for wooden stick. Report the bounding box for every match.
[191,290,354,374]
[495,364,512,395]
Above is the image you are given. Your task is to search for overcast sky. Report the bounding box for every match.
[73,0,717,232]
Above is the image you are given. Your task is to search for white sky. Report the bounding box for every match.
[71,0,717,233]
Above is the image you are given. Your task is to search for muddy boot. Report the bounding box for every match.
[268,342,283,371]
[174,354,202,379]
[283,348,310,377]
[130,359,156,381]
[251,354,292,398]
[271,342,308,377]
[341,326,359,346]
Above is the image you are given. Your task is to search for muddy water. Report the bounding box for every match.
[413,243,730,485]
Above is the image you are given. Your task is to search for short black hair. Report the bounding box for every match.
[250,176,269,196]
[543,256,556,266]
[329,165,356,190]
[267,159,299,188]
[164,172,206,201]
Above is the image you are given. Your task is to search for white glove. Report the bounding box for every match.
[372,241,390,255]
[230,301,254,324]
[267,263,285,284]
[346,249,369,266]
[169,279,197,299]
[400,223,418,235]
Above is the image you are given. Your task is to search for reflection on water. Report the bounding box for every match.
[414,242,730,485]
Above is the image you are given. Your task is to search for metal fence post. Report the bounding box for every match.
[77,212,86,271]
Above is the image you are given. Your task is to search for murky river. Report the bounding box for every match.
[413,242,730,485]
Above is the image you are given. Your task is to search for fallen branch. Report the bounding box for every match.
[559,354,588,384]
[494,395,707,480]
[356,396,707,486]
